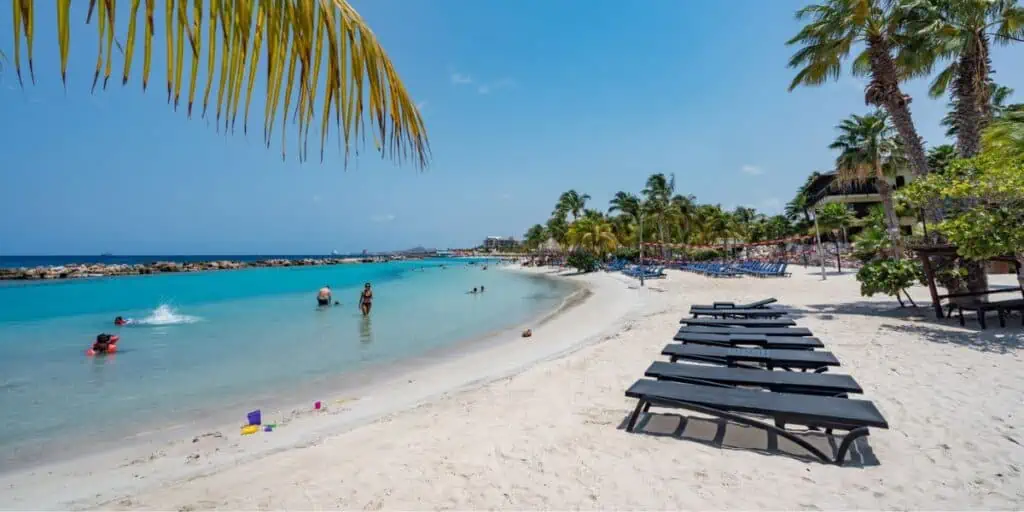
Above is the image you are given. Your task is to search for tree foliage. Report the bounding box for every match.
[5,0,430,167]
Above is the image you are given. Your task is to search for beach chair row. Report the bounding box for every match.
[677,261,789,278]
[622,298,889,465]
[621,264,665,279]
[732,261,790,277]
[678,262,738,278]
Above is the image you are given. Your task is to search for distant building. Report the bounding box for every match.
[805,170,917,235]
[482,236,518,252]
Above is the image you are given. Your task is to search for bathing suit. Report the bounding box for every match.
[318,297,330,306]
[360,290,372,306]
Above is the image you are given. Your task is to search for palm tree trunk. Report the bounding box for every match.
[834,238,841,273]
[874,170,903,257]
[865,39,944,236]
[952,38,988,158]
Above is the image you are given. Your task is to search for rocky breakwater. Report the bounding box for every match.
[0,258,360,281]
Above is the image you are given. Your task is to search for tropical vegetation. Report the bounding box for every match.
[524,173,803,263]
[786,0,1024,300]
[4,0,430,168]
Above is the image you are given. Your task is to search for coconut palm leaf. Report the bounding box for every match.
[5,0,429,168]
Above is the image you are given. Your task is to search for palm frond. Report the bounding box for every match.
[6,0,430,168]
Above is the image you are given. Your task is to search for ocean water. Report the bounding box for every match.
[0,259,575,470]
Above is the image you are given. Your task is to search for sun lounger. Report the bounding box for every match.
[661,343,839,371]
[680,326,813,337]
[624,379,888,465]
[691,298,778,310]
[681,317,797,328]
[673,331,823,350]
[689,307,788,319]
[644,361,862,396]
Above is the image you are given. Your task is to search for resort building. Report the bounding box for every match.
[805,170,917,235]
[482,236,518,252]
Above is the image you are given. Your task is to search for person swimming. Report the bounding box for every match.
[359,283,373,316]
[91,333,118,354]
[480,285,485,293]
[468,287,478,294]
[317,285,332,307]
[114,316,126,326]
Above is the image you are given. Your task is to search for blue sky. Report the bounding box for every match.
[1,0,1022,255]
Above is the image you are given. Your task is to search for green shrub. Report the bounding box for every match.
[567,251,599,273]
[613,247,640,262]
[855,258,925,306]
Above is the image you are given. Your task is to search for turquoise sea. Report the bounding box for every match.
[0,258,575,471]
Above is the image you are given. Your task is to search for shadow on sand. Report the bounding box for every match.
[785,299,1024,355]
[618,412,880,468]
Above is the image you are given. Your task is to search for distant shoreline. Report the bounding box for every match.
[0,254,516,281]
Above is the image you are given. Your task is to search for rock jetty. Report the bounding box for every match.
[0,258,363,281]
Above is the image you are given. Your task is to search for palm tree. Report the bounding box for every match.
[6,1,430,168]
[940,84,1016,138]
[788,0,931,179]
[816,202,856,272]
[786,171,822,224]
[984,108,1024,157]
[608,191,642,221]
[642,173,674,252]
[926,144,958,173]
[553,190,590,221]
[909,0,1024,157]
[523,224,547,252]
[671,194,697,242]
[828,111,904,254]
[566,217,618,257]
[545,216,569,248]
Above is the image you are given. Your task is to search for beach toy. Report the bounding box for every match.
[314,401,322,410]
[246,409,262,426]
[240,425,259,435]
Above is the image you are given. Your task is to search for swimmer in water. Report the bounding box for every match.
[317,285,332,307]
[480,286,485,293]
[468,287,478,294]
[114,316,134,326]
[92,333,117,354]
[359,283,373,316]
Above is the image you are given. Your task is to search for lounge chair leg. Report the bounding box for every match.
[626,400,647,432]
[834,427,870,465]
[979,311,987,330]
[999,309,1006,328]
[958,308,965,326]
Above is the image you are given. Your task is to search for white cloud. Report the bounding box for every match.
[371,214,396,223]
[451,73,473,85]
[741,165,764,176]
[477,85,490,95]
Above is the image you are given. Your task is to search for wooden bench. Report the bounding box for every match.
[951,298,1024,329]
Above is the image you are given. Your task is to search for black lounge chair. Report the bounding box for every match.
[644,361,862,396]
[624,379,889,465]
[673,331,823,350]
[662,344,839,371]
[681,317,797,328]
[691,298,778,310]
[689,307,789,319]
[680,326,813,337]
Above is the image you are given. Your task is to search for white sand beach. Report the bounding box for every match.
[5,265,1024,510]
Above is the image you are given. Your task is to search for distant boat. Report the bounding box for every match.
[100,252,113,257]
[331,250,340,256]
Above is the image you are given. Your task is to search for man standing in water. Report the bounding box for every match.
[317,285,332,307]
[359,283,373,316]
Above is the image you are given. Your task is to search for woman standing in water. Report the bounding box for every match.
[359,283,373,316]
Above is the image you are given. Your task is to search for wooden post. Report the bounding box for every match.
[918,251,943,318]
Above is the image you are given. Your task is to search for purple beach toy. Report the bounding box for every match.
[247,409,262,426]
